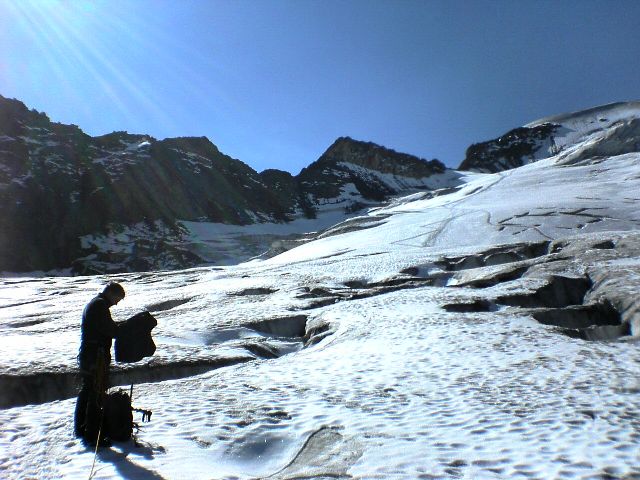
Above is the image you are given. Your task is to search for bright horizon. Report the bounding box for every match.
[1,0,640,174]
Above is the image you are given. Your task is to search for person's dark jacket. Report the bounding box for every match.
[79,294,117,369]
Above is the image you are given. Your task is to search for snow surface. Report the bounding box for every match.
[177,184,389,266]
[526,102,640,159]
[2,133,640,479]
[334,162,462,192]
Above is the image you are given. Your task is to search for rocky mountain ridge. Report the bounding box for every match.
[0,95,448,274]
[3,95,639,274]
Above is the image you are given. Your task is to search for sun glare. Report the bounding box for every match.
[2,0,237,138]
[2,0,184,132]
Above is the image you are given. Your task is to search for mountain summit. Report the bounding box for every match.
[297,137,448,205]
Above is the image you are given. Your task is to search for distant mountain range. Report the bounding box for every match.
[2,94,639,274]
[0,95,448,274]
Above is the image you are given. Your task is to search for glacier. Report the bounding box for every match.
[1,106,640,479]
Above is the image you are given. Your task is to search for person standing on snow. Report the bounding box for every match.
[74,281,125,446]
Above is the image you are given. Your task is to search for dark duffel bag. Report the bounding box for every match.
[115,311,157,363]
[103,390,133,441]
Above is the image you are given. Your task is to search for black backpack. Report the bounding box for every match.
[114,311,158,363]
[103,390,133,441]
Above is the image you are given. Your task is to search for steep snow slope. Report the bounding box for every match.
[272,154,640,265]
[1,144,639,479]
[526,101,640,134]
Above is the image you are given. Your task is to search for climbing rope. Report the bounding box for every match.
[87,424,103,479]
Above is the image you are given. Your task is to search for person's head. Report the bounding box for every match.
[102,282,125,306]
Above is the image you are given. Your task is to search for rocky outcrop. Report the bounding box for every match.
[0,95,293,273]
[313,136,445,177]
[299,137,447,204]
[459,123,560,173]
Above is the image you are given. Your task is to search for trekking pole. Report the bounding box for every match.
[130,383,134,401]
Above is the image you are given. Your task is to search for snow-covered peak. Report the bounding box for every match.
[525,101,640,129]
[528,101,640,156]
[460,101,640,173]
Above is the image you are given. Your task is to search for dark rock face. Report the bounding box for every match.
[0,96,289,273]
[0,96,449,274]
[299,137,446,204]
[258,168,315,219]
[459,123,560,173]
[314,137,445,177]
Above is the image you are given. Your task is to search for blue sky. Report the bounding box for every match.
[1,0,639,173]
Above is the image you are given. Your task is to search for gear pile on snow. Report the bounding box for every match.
[103,389,153,442]
[103,390,134,441]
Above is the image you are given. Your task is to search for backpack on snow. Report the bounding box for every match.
[103,390,133,441]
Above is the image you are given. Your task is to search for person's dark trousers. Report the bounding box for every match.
[74,375,103,441]
[74,351,109,444]
[74,382,89,438]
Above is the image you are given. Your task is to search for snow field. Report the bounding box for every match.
[2,282,639,479]
[2,123,640,478]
